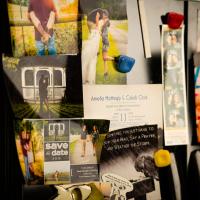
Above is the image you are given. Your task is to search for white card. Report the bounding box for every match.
[83,84,163,132]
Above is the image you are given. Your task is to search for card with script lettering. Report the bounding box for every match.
[83,84,163,146]
[15,118,109,185]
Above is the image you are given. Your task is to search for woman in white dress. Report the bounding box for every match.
[82,9,104,84]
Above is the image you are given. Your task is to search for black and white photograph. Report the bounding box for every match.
[161,25,188,145]
[100,125,161,200]
[44,120,69,141]
[3,55,83,119]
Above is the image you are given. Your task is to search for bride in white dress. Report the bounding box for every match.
[82,9,104,84]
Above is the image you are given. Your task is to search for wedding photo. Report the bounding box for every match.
[81,0,128,85]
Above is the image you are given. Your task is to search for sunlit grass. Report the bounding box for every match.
[81,16,89,41]
[45,172,70,185]
[115,21,128,31]
[13,103,83,119]
[70,139,77,155]
[7,3,24,20]
[96,34,126,84]
[10,27,25,57]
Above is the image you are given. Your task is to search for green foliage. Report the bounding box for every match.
[33,120,44,132]
[31,122,44,152]
[8,0,28,6]
[81,17,89,41]
[2,56,19,70]
[99,0,127,20]
[80,0,127,20]
[15,120,24,134]
[96,134,106,162]
[54,22,78,55]
[69,120,109,135]
[25,120,33,132]
[13,103,83,119]
[14,119,33,133]
[83,120,109,134]
[69,140,77,154]
[70,120,83,134]
[10,20,78,57]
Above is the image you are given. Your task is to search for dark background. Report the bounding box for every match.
[0,0,198,199]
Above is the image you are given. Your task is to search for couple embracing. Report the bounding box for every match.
[82,8,114,84]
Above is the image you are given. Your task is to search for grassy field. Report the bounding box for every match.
[81,17,89,41]
[69,139,77,155]
[116,21,128,31]
[13,103,83,119]
[44,172,70,185]
[96,34,126,84]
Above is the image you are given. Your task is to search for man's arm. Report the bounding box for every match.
[46,11,56,31]
[29,11,49,37]
[95,12,100,29]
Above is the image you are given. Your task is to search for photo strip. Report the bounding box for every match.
[161,25,188,145]
[3,55,83,119]
[7,0,79,57]
[194,63,200,142]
